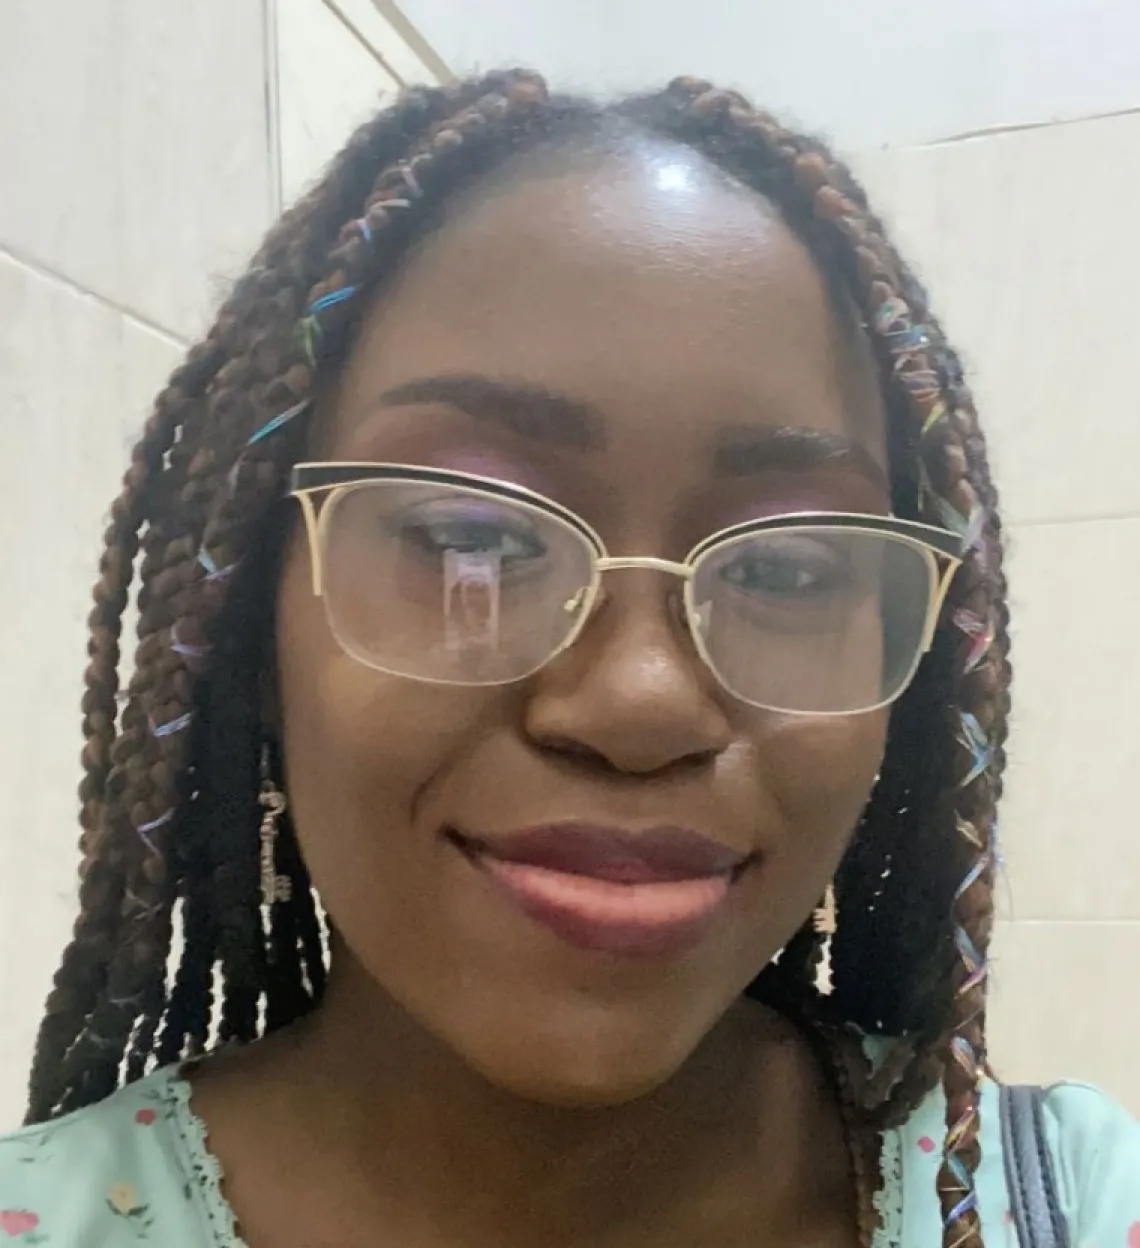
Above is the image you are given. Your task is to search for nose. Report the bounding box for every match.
[524,573,733,776]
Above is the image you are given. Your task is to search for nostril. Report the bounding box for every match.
[535,730,720,780]
[678,747,720,772]
[536,733,620,772]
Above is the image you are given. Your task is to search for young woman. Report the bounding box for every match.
[1,71,1136,1248]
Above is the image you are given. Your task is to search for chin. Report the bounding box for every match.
[450,1002,712,1109]
[470,1049,687,1109]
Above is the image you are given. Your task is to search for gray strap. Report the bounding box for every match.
[999,1084,1070,1248]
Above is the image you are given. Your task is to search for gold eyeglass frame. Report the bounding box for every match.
[290,462,964,717]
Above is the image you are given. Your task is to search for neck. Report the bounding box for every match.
[200,954,857,1247]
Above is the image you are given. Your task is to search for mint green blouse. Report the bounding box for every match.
[0,1067,1137,1246]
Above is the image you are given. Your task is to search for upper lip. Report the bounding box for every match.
[454,822,750,884]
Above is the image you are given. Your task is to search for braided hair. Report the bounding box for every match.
[28,70,1010,1248]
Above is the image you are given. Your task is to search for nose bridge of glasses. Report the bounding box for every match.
[579,555,702,674]
[595,555,694,581]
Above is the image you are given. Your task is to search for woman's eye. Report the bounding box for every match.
[719,541,846,598]
[398,511,547,564]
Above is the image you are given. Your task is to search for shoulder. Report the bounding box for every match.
[889,1076,1140,1243]
[0,1068,208,1246]
[1038,1082,1140,1241]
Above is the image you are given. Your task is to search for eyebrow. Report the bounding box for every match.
[374,375,607,452]
[373,373,887,490]
[711,424,888,490]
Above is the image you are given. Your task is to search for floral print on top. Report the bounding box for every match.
[1,1064,1137,1246]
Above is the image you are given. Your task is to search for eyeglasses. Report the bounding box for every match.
[290,463,963,717]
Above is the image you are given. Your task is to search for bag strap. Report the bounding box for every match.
[999,1084,1070,1248]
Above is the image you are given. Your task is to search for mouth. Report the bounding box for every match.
[448,822,752,958]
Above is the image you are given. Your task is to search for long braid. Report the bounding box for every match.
[29,70,1013,1248]
[25,346,223,1118]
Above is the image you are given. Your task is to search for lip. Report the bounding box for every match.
[451,823,750,958]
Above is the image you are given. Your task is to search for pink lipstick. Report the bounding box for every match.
[454,823,748,957]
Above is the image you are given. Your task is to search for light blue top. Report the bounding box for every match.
[0,1066,1137,1245]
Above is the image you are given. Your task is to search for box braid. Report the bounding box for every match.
[26,69,1010,1248]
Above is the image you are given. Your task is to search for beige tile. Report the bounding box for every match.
[987,921,1140,1117]
[0,253,182,1126]
[0,0,273,338]
[277,0,400,205]
[997,519,1140,921]
[855,113,1140,525]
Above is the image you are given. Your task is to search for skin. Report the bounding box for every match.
[191,143,891,1248]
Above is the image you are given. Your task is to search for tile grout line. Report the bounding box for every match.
[367,0,455,83]
[320,0,407,86]
[0,242,190,349]
[918,104,1140,150]
[854,104,1140,158]
[263,0,285,214]
[992,919,1140,927]
[1011,512,1140,530]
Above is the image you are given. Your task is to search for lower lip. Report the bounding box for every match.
[472,854,734,957]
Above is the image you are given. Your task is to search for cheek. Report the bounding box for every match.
[747,709,887,905]
[273,545,495,912]
[760,709,887,819]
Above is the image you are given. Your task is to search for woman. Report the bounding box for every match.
[1,71,1136,1247]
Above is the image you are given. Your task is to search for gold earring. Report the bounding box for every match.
[813,882,838,996]
[259,746,292,907]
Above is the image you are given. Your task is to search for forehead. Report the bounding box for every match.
[330,146,883,466]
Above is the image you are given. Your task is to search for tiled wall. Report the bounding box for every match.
[2,4,1136,1125]
[0,0,423,1127]
[857,116,1140,1113]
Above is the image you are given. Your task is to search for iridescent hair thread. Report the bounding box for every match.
[203,399,314,589]
[953,608,997,675]
[169,623,210,662]
[246,399,310,448]
[196,548,236,583]
[226,399,312,494]
[149,711,193,740]
[135,807,175,856]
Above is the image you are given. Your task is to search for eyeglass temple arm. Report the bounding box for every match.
[921,557,963,653]
[294,491,326,597]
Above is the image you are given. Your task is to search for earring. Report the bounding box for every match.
[813,882,838,996]
[813,882,838,937]
[259,745,292,907]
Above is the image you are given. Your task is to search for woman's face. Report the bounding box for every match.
[276,147,890,1105]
